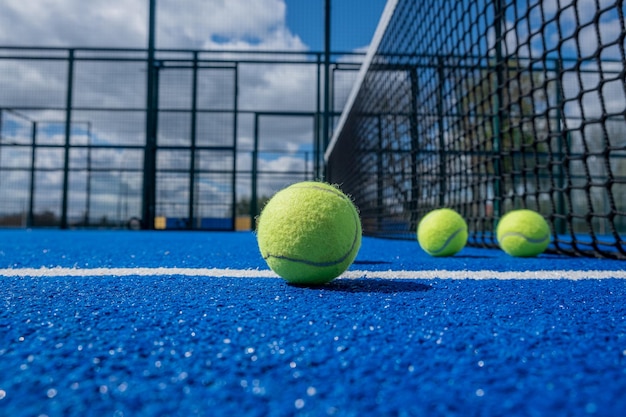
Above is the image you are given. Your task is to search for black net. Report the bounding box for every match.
[326,0,626,259]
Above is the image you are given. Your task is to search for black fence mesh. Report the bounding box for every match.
[326,0,626,259]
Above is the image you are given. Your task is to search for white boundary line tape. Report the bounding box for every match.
[0,267,625,280]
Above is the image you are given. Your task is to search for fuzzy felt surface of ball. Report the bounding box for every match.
[496,209,551,257]
[417,208,468,257]
[256,181,362,285]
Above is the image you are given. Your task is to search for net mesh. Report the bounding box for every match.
[326,0,626,259]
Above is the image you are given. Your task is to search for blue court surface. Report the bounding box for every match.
[1,230,625,417]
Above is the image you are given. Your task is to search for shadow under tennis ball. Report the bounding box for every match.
[290,278,431,294]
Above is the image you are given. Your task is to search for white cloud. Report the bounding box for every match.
[0,0,146,47]
[160,0,307,52]
[260,154,311,173]
[200,28,307,52]
[0,0,306,52]
[159,0,286,48]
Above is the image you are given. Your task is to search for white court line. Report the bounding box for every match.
[0,267,625,280]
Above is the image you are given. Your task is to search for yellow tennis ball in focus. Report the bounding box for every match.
[496,209,550,257]
[256,181,362,285]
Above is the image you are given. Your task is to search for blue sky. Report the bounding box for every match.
[284,0,387,52]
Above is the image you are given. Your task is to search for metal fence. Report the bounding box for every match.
[0,47,361,230]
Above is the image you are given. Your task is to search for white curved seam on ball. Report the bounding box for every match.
[427,227,466,255]
[499,231,550,244]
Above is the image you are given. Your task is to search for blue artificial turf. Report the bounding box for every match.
[1,230,625,416]
[1,229,623,271]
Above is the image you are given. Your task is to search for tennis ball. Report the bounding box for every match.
[417,208,468,256]
[496,209,550,257]
[256,181,362,285]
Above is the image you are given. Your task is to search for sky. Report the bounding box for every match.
[284,0,387,52]
[0,0,388,221]
[0,0,386,52]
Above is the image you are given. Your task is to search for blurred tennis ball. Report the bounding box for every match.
[256,181,362,285]
[417,208,468,256]
[496,209,550,257]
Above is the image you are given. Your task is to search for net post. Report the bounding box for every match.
[409,67,420,227]
[188,51,199,230]
[231,63,239,231]
[28,121,37,228]
[437,56,447,207]
[553,57,567,236]
[250,113,260,226]
[0,109,2,167]
[315,54,322,179]
[60,48,74,230]
[85,122,92,227]
[322,0,331,179]
[377,114,384,231]
[142,0,158,230]
[492,0,505,223]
